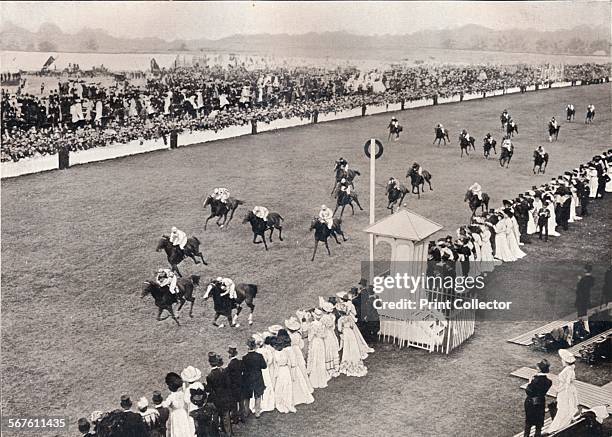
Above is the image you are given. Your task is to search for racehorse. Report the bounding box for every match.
[334,189,363,217]
[156,235,208,277]
[500,113,509,131]
[566,106,575,121]
[332,165,361,195]
[459,135,475,157]
[433,127,450,146]
[203,195,244,230]
[203,279,258,327]
[386,182,409,213]
[499,144,514,168]
[309,218,347,261]
[483,139,497,159]
[506,121,519,137]
[406,167,433,199]
[533,152,549,174]
[242,211,284,250]
[548,124,561,142]
[141,274,201,325]
[464,191,490,217]
[585,108,595,124]
[388,123,403,141]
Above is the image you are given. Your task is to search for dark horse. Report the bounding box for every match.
[309,218,347,261]
[533,151,549,174]
[433,127,450,146]
[499,144,514,168]
[203,195,244,230]
[506,121,518,137]
[548,124,561,141]
[242,211,284,250]
[585,108,595,124]
[406,167,433,199]
[459,135,475,157]
[483,139,497,159]
[500,113,509,131]
[334,189,364,217]
[141,275,201,325]
[566,106,576,121]
[464,190,490,217]
[203,279,258,327]
[156,235,207,277]
[386,182,409,213]
[332,164,361,195]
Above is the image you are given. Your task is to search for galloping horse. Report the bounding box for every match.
[156,235,207,277]
[386,182,409,213]
[500,112,509,131]
[203,195,244,230]
[566,106,576,121]
[334,189,363,217]
[506,121,519,137]
[499,144,514,168]
[141,274,201,325]
[464,191,490,217]
[406,167,433,199]
[585,108,595,124]
[388,123,402,141]
[242,211,284,250]
[433,127,451,146]
[459,135,475,157]
[203,279,258,327]
[309,218,347,261]
[548,124,561,141]
[332,165,361,195]
[533,152,549,174]
[483,139,497,159]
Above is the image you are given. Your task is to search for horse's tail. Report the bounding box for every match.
[353,170,361,176]
[235,199,245,206]
[278,215,284,221]
[192,236,201,245]
[248,284,258,298]
[190,274,201,286]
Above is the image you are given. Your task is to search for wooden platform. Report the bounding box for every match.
[567,328,612,354]
[512,418,553,437]
[511,367,612,409]
[507,303,612,346]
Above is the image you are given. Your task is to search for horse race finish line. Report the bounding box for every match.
[507,302,612,346]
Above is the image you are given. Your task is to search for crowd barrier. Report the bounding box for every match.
[1,79,607,179]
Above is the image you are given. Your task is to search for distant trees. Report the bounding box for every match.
[84,37,98,51]
[38,40,57,52]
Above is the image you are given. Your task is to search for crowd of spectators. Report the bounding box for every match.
[2,62,610,162]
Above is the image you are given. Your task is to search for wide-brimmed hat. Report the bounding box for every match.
[558,349,575,364]
[313,308,323,317]
[268,324,283,335]
[285,317,301,331]
[320,301,334,313]
[181,366,202,383]
[336,291,350,301]
[252,333,264,346]
[137,397,149,410]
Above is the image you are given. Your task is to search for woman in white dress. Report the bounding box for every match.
[546,350,579,433]
[337,304,368,377]
[568,187,580,222]
[504,210,526,259]
[180,365,202,422]
[285,318,313,394]
[273,338,296,414]
[251,333,275,413]
[545,196,561,236]
[478,224,495,272]
[307,309,331,389]
[320,302,340,377]
[335,294,374,358]
[587,166,598,198]
[526,198,538,235]
[161,372,195,437]
[280,330,314,407]
[493,213,515,262]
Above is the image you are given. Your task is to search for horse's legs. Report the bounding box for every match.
[354,197,364,210]
[188,299,194,318]
[277,226,283,241]
[226,207,237,227]
[213,313,225,328]
[262,234,268,251]
[173,264,182,278]
[168,308,180,326]
[232,306,243,327]
[204,213,214,231]
[198,252,208,265]
[311,240,319,261]
[349,203,354,216]
[253,234,261,244]
[268,227,274,242]
[325,240,331,256]
[333,205,339,217]
[157,307,166,321]
[247,303,255,325]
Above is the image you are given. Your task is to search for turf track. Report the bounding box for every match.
[1,83,611,436]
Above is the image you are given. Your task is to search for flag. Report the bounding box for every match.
[42,56,55,69]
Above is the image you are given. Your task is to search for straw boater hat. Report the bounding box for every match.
[181,366,202,383]
[268,324,283,335]
[252,333,264,346]
[285,317,301,331]
[313,308,323,317]
[558,349,575,364]
[336,291,350,301]
[320,301,334,313]
[137,397,149,410]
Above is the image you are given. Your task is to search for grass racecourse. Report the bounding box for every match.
[1,83,611,437]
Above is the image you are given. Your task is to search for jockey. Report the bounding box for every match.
[500,109,509,121]
[318,204,334,229]
[169,226,188,250]
[217,277,237,300]
[412,162,423,176]
[566,104,574,111]
[549,117,558,129]
[436,123,444,131]
[212,187,230,203]
[469,182,483,200]
[461,129,470,141]
[388,177,399,189]
[336,157,348,172]
[389,117,399,130]
[339,178,352,196]
[156,268,179,294]
[253,205,269,222]
[536,145,546,157]
[502,135,512,150]
[484,133,493,144]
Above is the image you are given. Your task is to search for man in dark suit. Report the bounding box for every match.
[206,352,233,437]
[241,339,267,418]
[152,391,169,437]
[524,359,552,437]
[576,264,595,318]
[225,344,245,424]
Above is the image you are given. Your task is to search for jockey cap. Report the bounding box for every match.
[321,204,327,210]
[171,226,178,232]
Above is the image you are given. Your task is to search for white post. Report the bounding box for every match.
[369,139,376,278]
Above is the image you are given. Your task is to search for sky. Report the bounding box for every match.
[1,1,610,41]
